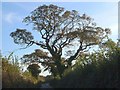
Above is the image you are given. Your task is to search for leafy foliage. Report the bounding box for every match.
[2,58,32,88]
[2,55,45,88]
[10,29,34,46]
[27,64,41,78]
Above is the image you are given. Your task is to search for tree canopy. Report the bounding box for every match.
[10,4,111,78]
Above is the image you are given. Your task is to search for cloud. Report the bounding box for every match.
[4,12,21,24]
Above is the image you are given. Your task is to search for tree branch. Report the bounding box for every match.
[30,40,47,49]
[67,41,83,66]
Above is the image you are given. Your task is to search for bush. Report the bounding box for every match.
[27,64,41,79]
[2,58,36,88]
[50,47,120,88]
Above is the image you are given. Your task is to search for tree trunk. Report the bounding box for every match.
[54,55,65,79]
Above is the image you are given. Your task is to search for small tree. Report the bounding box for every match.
[10,4,110,78]
[27,64,41,78]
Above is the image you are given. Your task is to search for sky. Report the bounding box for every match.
[118,1,120,39]
[1,2,118,76]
